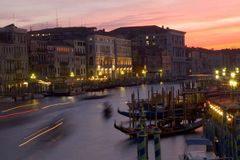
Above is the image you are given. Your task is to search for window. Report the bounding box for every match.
[89,45,93,53]
[146,41,150,46]
[89,57,93,66]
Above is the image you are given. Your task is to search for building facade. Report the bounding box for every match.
[164,29,186,78]
[114,38,132,78]
[0,24,28,94]
[30,41,75,80]
[65,40,87,79]
[29,26,97,81]
[187,47,240,75]
[110,25,187,79]
[87,34,132,79]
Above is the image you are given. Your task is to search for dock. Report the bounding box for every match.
[205,95,240,159]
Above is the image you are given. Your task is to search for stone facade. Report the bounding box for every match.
[87,34,132,79]
[110,25,187,79]
[0,24,28,94]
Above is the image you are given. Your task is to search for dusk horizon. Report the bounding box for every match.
[1,0,240,50]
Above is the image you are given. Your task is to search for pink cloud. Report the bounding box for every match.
[1,0,240,49]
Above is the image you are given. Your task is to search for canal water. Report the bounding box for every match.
[0,83,202,160]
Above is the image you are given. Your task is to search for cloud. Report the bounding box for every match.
[1,0,240,49]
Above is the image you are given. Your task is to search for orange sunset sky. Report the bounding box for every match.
[1,0,240,49]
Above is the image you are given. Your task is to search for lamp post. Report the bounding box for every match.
[70,71,75,92]
[222,68,226,77]
[236,67,239,74]
[70,71,75,78]
[230,72,236,79]
[30,73,36,80]
[30,73,37,99]
[159,69,163,82]
[142,69,147,78]
[112,65,115,80]
[215,70,220,80]
[120,70,125,77]
[229,79,237,101]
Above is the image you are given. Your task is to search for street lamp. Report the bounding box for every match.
[236,67,239,74]
[230,72,236,79]
[70,72,75,78]
[98,71,103,76]
[142,69,147,77]
[97,65,101,70]
[112,65,115,80]
[30,73,37,99]
[229,79,237,88]
[229,79,238,101]
[159,69,163,76]
[30,73,36,80]
[215,70,220,80]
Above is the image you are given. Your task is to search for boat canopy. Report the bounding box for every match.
[186,138,212,146]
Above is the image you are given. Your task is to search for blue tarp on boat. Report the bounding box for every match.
[186,138,213,146]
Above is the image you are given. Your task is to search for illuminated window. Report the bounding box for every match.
[146,41,150,46]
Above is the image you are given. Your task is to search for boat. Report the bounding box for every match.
[82,91,109,100]
[114,119,202,138]
[117,108,183,120]
[103,102,113,118]
[179,138,220,160]
[52,82,70,96]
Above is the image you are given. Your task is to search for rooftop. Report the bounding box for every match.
[110,25,185,39]
[0,24,27,33]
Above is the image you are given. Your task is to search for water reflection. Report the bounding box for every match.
[0,83,202,160]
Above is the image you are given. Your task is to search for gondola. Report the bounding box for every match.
[114,119,202,138]
[117,108,183,120]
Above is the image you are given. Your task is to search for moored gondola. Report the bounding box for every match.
[114,119,202,138]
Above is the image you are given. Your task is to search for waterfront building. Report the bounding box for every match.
[65,40,87,79]
[30,40,75,80]
[187,47,240,74]
[0,24,28,95]
[29,26,97,41]
[29,27,92,80]
[46,42,75,79]
[186,48,216,74]
[87,34,132,79]
[29,40,50,80]
[114,37,132,78]
[110,25,187,79]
